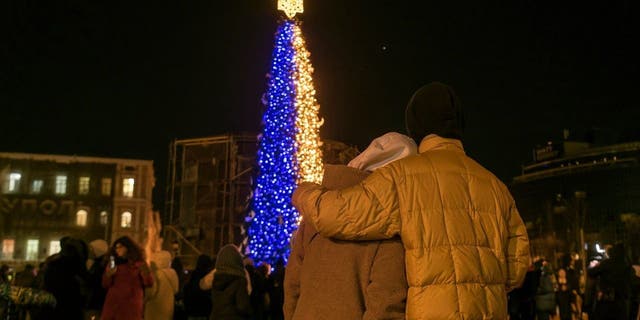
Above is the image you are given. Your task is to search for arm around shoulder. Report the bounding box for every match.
[292,167,401,241]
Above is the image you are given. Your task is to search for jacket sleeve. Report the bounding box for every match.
[144,268,160,301]
[587,263,602,277]
[364,238,407,320]
[283,221,306,320]
[169,270,180,295]
[292,166,401,241]
[199,269,215,290]
[102,266,114,289]
[505,201,531,291]
[139,261,154,288]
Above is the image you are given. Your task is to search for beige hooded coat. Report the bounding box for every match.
[285,132,415,320]
[144,250,179,320]
[285,164,408,320]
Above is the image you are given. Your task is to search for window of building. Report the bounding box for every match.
[100,211,108,225]
[31,180,43,194]
[26,239,39,260]
[76,209,88,226]
[55,175,67,195]
[8,173,21,193]
[121,211,132,228]
[122,178,135,198]
[78,177,90,195]
[49,241,61,255]
[101,178,112,196]
[1,239,15,260]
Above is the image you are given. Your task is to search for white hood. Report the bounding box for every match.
[150,250,173,269]
[348,132,417,172]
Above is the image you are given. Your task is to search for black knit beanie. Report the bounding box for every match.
[215,244,246,278]
[405,82,464,144]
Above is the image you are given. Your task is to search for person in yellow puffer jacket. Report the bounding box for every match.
[292,82,531,320]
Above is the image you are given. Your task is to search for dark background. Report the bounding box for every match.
[3,0,639,210]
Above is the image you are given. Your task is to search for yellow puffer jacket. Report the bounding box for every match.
[293,135,530,320]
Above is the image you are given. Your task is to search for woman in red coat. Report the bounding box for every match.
[102,236,153,320]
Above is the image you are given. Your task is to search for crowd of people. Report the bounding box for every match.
[0,237,287,320]
[0,236,157,320]
[1,82,640,319]
[1,238,639,319]
[508,246,640,320]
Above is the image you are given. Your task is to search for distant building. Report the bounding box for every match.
[0,152,154,264]
[164,133,359,262]
[510,139,640,261]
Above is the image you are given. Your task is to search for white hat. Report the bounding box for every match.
[89,239,109,258]
[151,250,173,269]
[348,132,417,172]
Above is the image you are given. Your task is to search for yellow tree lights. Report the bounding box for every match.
[292,25,324,184]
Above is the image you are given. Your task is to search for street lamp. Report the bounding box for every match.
[574,191,587,279]
[549,193,568,267]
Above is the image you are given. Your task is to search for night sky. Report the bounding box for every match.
[4,1,639,208]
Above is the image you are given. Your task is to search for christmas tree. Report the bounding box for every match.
[248,1,323,266]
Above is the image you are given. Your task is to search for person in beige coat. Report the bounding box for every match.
[144,250,179,320]
[292,82,531,320]
[285,132,415,320]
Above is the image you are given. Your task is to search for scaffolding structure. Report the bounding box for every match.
[164,134,257,261]
[164,133,359,264]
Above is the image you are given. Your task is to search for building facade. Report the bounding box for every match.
[0,152,154,264]
[510,140,640,261]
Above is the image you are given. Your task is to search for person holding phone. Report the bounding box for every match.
[102,236,153,320]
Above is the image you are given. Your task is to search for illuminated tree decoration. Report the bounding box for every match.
[248,15,324,265]
[292,25,324,185]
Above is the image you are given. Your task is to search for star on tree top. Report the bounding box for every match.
[278,0,303,19]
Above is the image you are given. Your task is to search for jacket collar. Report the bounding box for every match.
[418,134,465,154]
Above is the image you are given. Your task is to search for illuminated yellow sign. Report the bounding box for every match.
[278,0,304,19]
